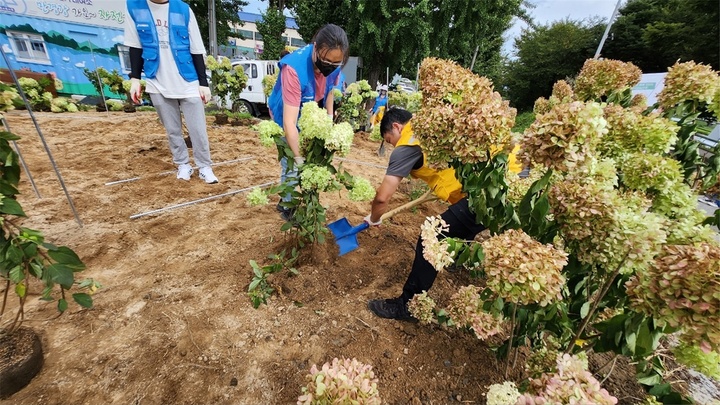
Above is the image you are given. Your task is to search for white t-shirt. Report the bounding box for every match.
[123,1,206,98]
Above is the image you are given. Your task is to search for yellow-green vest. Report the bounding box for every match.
[396,123,465,204]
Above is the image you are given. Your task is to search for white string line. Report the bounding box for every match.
[130,181,277,219]
[105,156,255,186]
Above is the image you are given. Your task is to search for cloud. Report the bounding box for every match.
[112,35,124,43]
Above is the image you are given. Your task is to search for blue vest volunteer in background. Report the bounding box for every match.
[127,0,197,81]
[266,24,349,221]
[268,44,342,127]
[124,0,219,184]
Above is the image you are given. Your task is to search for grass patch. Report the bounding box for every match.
[512,110,535,133]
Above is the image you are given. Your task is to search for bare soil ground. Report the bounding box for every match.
[0,111,714,404]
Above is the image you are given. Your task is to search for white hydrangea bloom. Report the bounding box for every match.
[485,381,521,405]
[325,122,354,156]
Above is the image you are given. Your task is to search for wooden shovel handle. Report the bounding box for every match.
[380,189,438,221]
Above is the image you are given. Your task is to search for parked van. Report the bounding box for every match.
[229,59,277,116]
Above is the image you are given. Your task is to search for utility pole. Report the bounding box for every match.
[209,0,217,57]
[470,45,479,71]
[594,0,622,59]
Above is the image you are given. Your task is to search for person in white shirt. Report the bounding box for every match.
[123,0,218,184]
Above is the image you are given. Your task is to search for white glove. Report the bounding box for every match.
[364,214,382,226]
[130,78,142,104]
[199,86,211,103]
[293,156,305,166]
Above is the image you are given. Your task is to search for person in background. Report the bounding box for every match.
[370,85,388,129]
[124,0,218,184]
[364,108,522,321]
[267,24,349,220]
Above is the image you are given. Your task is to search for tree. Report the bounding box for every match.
[256,6,286,60]
[341,0,432,86]
[339,0,521,87]
[426,0,522,76]
[291,0,350,43]
[188,0,247,49]
[501,19,605,110]
[603,0,719,72]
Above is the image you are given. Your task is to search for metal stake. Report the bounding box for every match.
[0,46,83,226]
[130,181,276,219]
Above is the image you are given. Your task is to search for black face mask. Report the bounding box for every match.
[314,57,337,77]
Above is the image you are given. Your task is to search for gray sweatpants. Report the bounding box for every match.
[150,93,213,168]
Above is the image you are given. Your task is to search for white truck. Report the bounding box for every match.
[229,59,277,116]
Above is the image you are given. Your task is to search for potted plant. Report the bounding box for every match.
[206,56,248,124]
[0,84,100,399]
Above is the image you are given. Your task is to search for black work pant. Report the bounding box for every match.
[400,198,486,303]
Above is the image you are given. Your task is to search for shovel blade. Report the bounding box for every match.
[327,218,369,256]
[328,217,353,239]
[377,140,386,157]
[336,233,361,256]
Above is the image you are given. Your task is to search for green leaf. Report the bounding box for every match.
[47,263,75,289]
[29,261,43,278]
[580,302,590,319]
[531,195,550,222]
[649,383,671,397]
[280,221,293,232]
[574,277,587,295]
[248,278,261,291]
[0,196,26,216]
[5,245,23,265]
[492,297,504,312]
[72,293,93,308]
[0,131,21,141]
[22,243,38,258]
[9,265,24,283]
[635,319,657,356]
[48,246,85,270]
[636,371,662,386]
[0,182,19,196]
[58,298,68,312]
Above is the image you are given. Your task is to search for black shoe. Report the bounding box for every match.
[368,298,416,322]
[279,208,296,222]
[276,203,296,220]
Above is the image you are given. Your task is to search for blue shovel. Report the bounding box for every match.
[328,190,437,256]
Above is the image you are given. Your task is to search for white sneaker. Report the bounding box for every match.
[177,163,193,181]
[199,166,218,184]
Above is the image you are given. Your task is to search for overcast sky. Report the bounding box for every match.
[243,0,621,56]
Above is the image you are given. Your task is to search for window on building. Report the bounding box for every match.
[7,31,50,64]
[282,36,289,45]
[117,45,131,73]
[290,38,306,48]
[238,29,254,40]
[254,31,263,41]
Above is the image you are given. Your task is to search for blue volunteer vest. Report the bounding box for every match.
[127,0,197,82]
[268,44,341,127]
[332,72,346,93]
[372,95,387,114]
